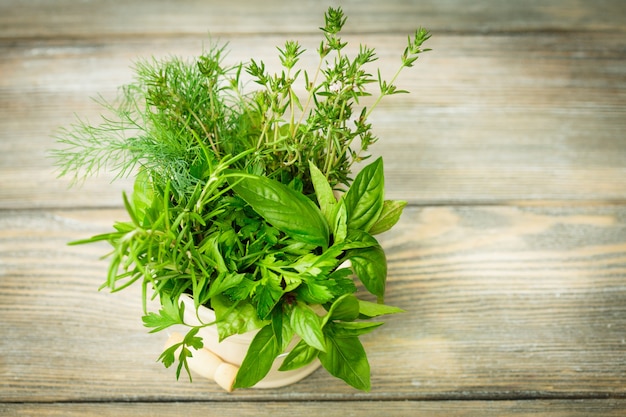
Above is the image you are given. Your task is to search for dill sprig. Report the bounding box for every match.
[53,8,430,194]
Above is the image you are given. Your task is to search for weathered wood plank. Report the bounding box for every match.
[1,32,625,208]
[1,206,625,402]
[2,400,626,417]
[1,0,624,40]
[2,0,625,413]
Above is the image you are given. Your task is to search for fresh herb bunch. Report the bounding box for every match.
[53,7,430,391]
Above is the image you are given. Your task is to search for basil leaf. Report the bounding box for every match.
[319,325,371,391]
[344,157,384,233]
[343,228,379,250]
[290,303,326,352]
[368,200,407,235]
[233,324,280,388]
[229,174,329,248]
[279,339,320,371]
[332,321,384,337]
[347,244,387,298]
[323,294,360,325]
[309,160,336,223]
[332,198,348,244]
[272,311,284,352]
[269,309,296,353]
[358,300,405,318]
[277,311,295,352]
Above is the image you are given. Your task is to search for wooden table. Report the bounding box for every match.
[2,1,625,415]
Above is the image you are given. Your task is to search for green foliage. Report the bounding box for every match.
[158,327,204,381]
[344,157,385,232]
[233,323,281,389]
[228,173,330,248]
[319,323,371,391]
[141,295,185,333]
[52,6,430,392]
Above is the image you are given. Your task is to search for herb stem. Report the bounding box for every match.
[364,64,404,120]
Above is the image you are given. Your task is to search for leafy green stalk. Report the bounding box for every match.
[52,6,430,391]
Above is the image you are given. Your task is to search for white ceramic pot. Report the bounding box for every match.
[179,293,321,389]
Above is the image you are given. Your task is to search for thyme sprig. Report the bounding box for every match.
[53,7,430,193]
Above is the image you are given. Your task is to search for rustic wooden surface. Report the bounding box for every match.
[1,0,625,415]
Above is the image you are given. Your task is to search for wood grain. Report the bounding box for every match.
[1,0,625,209]
[1,206,625,402]
[1,0,625,414]
[1,0,625,39]
[1,31,625,208]
[2,400,626,417]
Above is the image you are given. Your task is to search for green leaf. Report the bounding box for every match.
[198,235,228,273]
[183,327,204,350]
[132,169,154,225]
[296,278,335,304]
[158,343,179,370]
[331,198,348,243]
[272,310,284,351]
[122,191,141,228]
[233,324,280,389]
[346,244,387,298]
[229,173,329,248]
[212,295,267,340]
[343,228,379,250]
[309,160,336,222]
[223,276,258,301]
[254,268,285,319]
[332,321,384,337]
[279,339,320,371]
[274,310,294,352]
[368,200,407,235]
[206,271,245,300]
[358,299,405,318]
[319,325,371,391]
[290,303,326,352]
[178,328,204,381]
[288,245,343,281]
[323,293,360,325]
[158,327,203,382]
[142,295,184,333]
[344,157,384,233]
[327,267,358,296]
[289,252,333,277]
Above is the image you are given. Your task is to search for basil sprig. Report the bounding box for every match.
[226,158,405,390]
